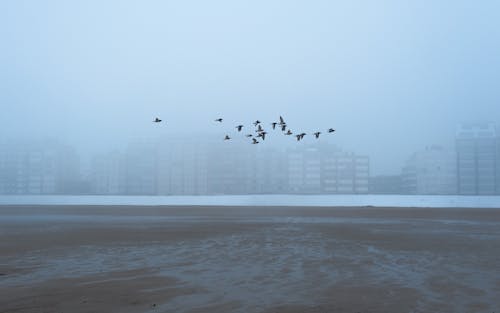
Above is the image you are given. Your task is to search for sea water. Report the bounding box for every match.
[0,194,500,208]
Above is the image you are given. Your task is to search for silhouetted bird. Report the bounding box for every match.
[299,133,306,140]
[236,125,244,132]
[215,118,223,122]
[257,131,267,140]
[253,120,261,126]
[252,138,259,144]
[279,116,286,125]
[314,132,321,139]
[256,125,264,133]
[153,118,162,123]
[295,134,302,141]
[246,134,253,137]
[224,135,231,140]
[328,128,335,133]
[285,130,293,135]
[271,122,278,130]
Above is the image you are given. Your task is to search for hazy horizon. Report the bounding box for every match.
[2,0,500,175]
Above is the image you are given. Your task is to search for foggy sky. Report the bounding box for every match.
[1,0,500,175]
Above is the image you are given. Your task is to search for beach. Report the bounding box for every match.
[1,205,499,313]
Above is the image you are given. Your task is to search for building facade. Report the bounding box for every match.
[369,175,403,194]
[401,145,457,195]
[90,151,126,195]
[287,144,369,194]
[157,138,208,195]
[0,140,81,194]
[456,123,497,195]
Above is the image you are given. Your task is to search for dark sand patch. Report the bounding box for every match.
[0,269,198,313]
[262,285,420,313]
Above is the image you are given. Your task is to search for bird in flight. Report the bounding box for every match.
[205,115,335,143]
[153,118,162,123]
[257,131,267,140]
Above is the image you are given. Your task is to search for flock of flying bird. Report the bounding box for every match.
[153,116,335,144]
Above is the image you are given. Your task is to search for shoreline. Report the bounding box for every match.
[2,205,500,222]
[2,194,500,208]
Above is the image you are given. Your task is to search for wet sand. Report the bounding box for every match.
[1,205,500,313]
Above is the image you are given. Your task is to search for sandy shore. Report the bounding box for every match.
[1,205,499,313]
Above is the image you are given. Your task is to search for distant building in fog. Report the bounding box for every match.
[401,145,457,195]
[206,141,257,195]
[287,144,369,194]
[90,151,126,194]
[497,135,500,195]
[254,148,288,194]
[456,123,497,195]
[124,140,158,195]
[369,175,403,194]
[0,140,82,194]
[157,138,208,195]
[288,147,321,193]
[85,139,372,195]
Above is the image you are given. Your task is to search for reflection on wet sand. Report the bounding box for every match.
[1,205,499,313]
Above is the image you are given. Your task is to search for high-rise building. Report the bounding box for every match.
[401,145,457,195]
[206,142,256,195]
[85,138,370,196]
[497,135,500,195]
[157,138,208,195]
[254,148,288,194]
[0,140,81,194]
[288,147,321,193]
[456,123,497,195]
[124,140,158,195]
[369,175,403,194]
[90,151,126,194]
[287,144,369,194]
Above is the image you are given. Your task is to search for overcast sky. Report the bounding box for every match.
[1,0,499,174]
